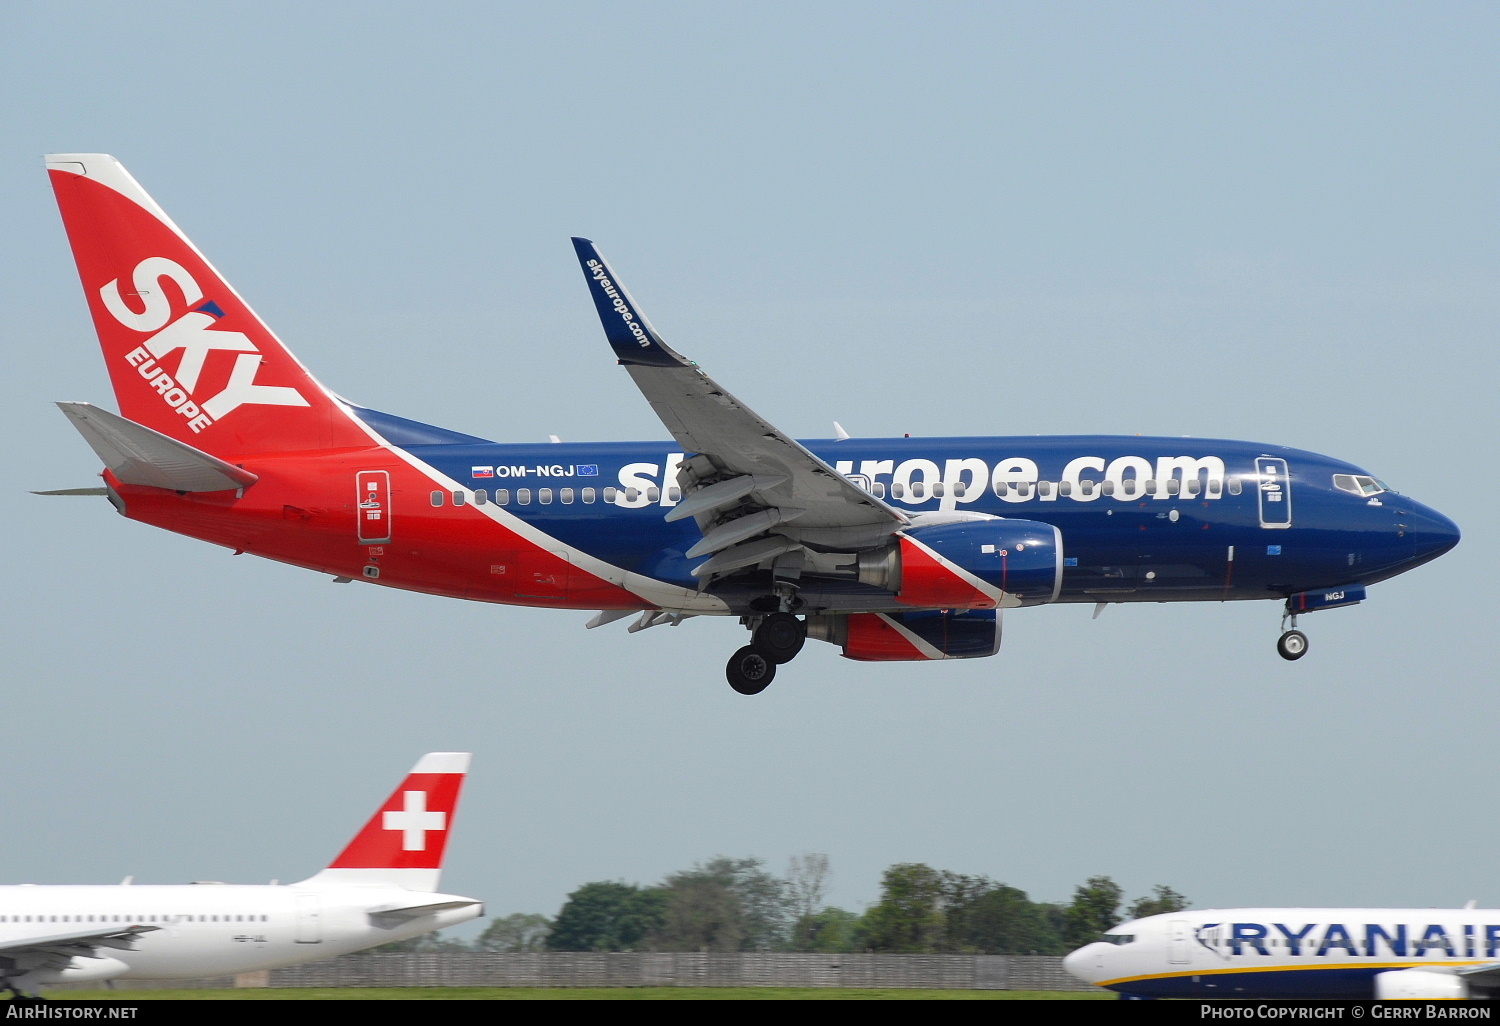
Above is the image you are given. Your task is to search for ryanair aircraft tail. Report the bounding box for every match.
[45,154,370,458]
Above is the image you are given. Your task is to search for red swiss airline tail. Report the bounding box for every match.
[45,154,371,459]
[301,752,471,893]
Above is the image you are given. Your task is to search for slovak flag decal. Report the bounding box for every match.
[328,753,469,870]
[471,466,495,479]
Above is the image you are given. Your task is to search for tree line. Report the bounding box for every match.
[385,855,1187,955]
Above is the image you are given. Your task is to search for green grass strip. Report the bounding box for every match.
[48,986,1110,1001]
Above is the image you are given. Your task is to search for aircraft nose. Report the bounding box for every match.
[1062,944,1099,982]
[1402,503,1461,564]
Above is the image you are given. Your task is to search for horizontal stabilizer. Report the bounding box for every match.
[31,487,108,496]
[368,899,482,923]
[56,402,258,492]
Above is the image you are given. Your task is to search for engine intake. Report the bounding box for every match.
[1374,968,1468,1000]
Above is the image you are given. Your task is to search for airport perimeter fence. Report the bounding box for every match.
[81,952,1094,992]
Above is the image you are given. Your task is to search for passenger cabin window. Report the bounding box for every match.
[452,490,467,505]
[1037,481,1052,498]
[1228,478,1243,495]
[624,487,640,503]
[581,487,596,504]
[430,491,444,506]
[516,488,532,504]
[604,487,618,503]
[668,487,682,502]
[872,482,886,498]
[1333,473,1388,497]
[646,486,661,502]
[560,488,575,504]
[891,482,906,499]
[495,488,510,505]
[931,482,945,497]
[538,488,553,504]
[474,489,488,505]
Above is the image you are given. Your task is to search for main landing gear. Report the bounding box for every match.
[726,609,807,695]
[1277,606,1309,661]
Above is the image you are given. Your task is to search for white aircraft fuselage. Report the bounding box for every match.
[1065,908,1500,1000]
[0,883,480,982]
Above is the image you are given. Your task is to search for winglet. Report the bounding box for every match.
[571,238,690,368]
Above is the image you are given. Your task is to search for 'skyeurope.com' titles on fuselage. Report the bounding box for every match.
[40,154,1459,681]
[380,430,1448,606]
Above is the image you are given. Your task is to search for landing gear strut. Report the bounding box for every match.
[1277,607,1309,661]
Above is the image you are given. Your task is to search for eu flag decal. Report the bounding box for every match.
[577,465,599,477]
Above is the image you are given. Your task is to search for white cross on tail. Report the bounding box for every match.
[382,790,446,851]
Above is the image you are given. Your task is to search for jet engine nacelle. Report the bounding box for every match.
[857,519,1063,609]
[1373,968,1468,1000]
[807,609,1000,661]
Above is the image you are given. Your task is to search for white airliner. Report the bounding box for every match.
[0,753,482,995]
[1064,906,1500,1000]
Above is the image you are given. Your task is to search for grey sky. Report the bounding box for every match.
[1,2,1495,933]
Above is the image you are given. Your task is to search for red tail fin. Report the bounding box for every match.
[45,154,369,458]
[303,753,470,892]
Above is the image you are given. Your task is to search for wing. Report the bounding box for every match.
[0,924,157,976]
[1458,962,1500,986]
[572,239,906,577]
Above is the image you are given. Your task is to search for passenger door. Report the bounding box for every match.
[294,893,322,944]
[356,471,392,544]
[1256,457,1292,529]
[1169,920,1192,964]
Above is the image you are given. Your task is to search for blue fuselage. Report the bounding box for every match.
[382,415,1458,609]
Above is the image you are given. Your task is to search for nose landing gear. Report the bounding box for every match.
[1277,606,1309,661]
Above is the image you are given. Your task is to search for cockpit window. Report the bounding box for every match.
[1333,474,1388,497]
[1101,933,1135,946]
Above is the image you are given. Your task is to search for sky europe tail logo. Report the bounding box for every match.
[103,256,309,432]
